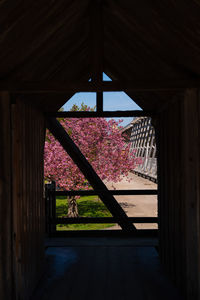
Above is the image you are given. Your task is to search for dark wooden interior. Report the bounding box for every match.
[0,1,200,299]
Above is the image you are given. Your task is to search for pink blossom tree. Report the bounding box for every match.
[44,105,136,217]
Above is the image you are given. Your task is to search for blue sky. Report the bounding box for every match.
[63,73,142,126]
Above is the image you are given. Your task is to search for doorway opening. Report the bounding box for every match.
[44,82,158,237]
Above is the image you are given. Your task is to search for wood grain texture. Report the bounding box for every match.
[182,89,200,299]
[0,92,13,300]
[0,1,199,111]
[0,2,200,299]
[12,100,45,300]
[157,89,200,299]
[0,79,200,93]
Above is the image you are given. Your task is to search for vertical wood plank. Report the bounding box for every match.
[0,92,13,300]
[182,89,200,299]
[158,90,200,299]
[12,99,46,300]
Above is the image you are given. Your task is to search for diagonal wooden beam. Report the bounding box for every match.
[46,116,136,232]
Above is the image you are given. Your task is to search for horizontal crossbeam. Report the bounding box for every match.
[52,189,158,196]
[50,229,158,238]
[51,217,158,224]
[46,110,155,118]
[0,79,200,93]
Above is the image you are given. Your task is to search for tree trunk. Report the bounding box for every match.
[67,196,79,217]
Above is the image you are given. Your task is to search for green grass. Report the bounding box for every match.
[56,195,116,230]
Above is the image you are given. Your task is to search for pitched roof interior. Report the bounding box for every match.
[0,0,199,111]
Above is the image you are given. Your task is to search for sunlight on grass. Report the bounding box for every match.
[56,195,116,230]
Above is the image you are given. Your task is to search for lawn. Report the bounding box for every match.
[56,195,116,230]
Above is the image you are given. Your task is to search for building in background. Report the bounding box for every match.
[122,117,157,182]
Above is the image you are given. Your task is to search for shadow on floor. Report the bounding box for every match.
[32,239,182,300]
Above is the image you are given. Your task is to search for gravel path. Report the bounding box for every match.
[104,173,158,229]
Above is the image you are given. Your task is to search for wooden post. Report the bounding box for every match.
[11,100,46,299]
[182,89,200,299]
[46,117,136,232]
[0,92,13,300]
[157,90,200,299]
[90,0,104,112]
[45,184,49,234]
[45,182,56,235]
[97,92,103,112]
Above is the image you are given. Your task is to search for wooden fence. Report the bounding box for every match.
[45,182,158,237]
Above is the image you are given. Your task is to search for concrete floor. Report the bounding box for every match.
[32,239,182,300]
[105,173,158,229]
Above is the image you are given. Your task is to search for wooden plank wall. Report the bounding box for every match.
[0,94,45,300]
[157,89,200,300]
[0,92,13,300]
[12,99,45,300]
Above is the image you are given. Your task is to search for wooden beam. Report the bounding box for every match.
[46,110,155,118]
[90,1,104,112]
[90,0,103,82]
[0,92,13,300]
[53,189,158,196]
[46,117,136,232]
[57,189,158,196]
[0,79,200,93]
[51,217,158,224]
[97,92,103,112]
[50,229,158,238]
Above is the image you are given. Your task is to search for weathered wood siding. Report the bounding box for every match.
[0,95,45,300]
[0,92,13,300]
[157,89,200,300]
[12,99,45,300]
